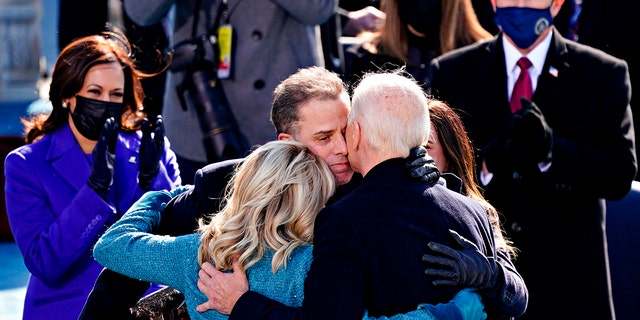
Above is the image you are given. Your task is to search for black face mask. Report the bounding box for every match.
[398,0,442,39]
[70,95,123,141]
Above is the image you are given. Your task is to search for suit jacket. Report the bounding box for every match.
[123,0,336,163]
[230,158,496,319]
[427,27,636,319]
[4,124,181,319]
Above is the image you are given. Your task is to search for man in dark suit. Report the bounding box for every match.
[425,0,637,319]
[196,70,498,319]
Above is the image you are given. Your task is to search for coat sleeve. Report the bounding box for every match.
[146,136,182,192]
[93,189,198,290]
[156,158,241,236]
[4,150,115,284]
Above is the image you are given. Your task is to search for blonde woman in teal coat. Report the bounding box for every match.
[4,28,182,319]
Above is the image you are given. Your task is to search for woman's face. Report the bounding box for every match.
[66,61,125,145]
[73,61,125,106]
[426,124,448,172]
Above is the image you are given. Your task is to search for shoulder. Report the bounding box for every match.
[198,158,244,176]
[563,40,628,68]
[5,133,51,164]
[432,184,486,212]
[194,157,244,189]
[434,36,496,65]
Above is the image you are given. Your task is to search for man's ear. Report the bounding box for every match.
[277,133,294,141]
[351,120,362,150]
[550,0,565,16]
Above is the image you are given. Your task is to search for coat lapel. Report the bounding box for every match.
[488,35,514,121]
[47,125,91,190]
[534,26,570,119]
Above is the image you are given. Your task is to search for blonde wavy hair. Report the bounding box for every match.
[197,140,336,273]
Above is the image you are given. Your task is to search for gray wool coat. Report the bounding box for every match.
[124,0,336,162]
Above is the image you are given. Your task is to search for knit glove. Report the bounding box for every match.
[138,115,165,190]
[87,117,118,197]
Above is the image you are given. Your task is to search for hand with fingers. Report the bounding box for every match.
[87,117,119,198]
[138,115,165,190]
[405,145,441,184]
[422,229,498,291]
[196,259,248,314]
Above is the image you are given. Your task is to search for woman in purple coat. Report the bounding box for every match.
[3,28,182,319]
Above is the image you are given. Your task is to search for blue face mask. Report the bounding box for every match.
[494,5,553,49]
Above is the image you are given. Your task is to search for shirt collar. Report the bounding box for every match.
[502,29,553,76]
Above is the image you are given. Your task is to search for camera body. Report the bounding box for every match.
[169,35,217,73]
[170,34,249,163]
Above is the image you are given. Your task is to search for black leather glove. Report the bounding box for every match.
[405,146,441,184]
[509,98,553,164]
[423,229,498,290]
[87,117,118,197]
[138,115,165,190]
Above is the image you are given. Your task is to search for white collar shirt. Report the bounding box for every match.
[502,30,553,101]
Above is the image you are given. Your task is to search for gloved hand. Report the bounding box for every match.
[423,229,498,291]
[508,98,553,164]
[482,120,513,175]
[87,117,118,197]
[138,115,165,190]
[405,146,440,184]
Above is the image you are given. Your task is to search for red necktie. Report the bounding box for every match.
[510,57,533,113]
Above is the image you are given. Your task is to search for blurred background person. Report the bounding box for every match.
[123,0,336,184]
[426,0,636,318]
[3,28,181,319]
[555,0,640,181]
[343,0,492,87]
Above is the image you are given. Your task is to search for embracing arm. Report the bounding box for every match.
[80,186,192,319]
[195,261,486,320]
[422,230,527,318]
[156,159,242,236]
[482,249,528,317]
[366,289,486,320]
[92,188,196,287]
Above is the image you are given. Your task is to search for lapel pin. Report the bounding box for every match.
[549,66,558,77]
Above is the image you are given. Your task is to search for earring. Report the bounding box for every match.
[62,101,68,109]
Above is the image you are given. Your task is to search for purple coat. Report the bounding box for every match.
[4,124,181,319]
